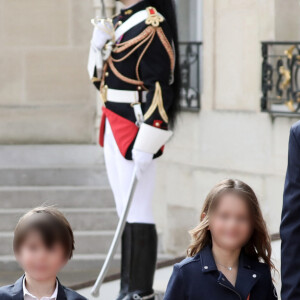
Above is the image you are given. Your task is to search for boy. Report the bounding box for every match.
[0,206,87,300]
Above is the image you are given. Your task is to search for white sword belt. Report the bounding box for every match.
[106,88,147,104]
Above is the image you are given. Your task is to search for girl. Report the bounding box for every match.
[164,179,278,300]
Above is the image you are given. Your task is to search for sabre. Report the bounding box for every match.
[100,0,107,18]
[91,168,138,297]
[90,123,173,298]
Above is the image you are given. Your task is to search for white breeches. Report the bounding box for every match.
[103,118,156,224]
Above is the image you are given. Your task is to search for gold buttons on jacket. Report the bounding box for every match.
[124,9,133,15]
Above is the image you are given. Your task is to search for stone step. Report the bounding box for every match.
[0,253,172,272]
[0,231,119,256]
[0,254,121,272]
[0,166,109,186]
[0,145,104,167]
[0,145,171,289]
[0,208,118,232]
[0,253,174,287]
[0,259,121,288]
[0,230,165,256]
[0,186,114,209]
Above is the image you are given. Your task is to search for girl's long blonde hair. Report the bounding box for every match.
[187,178,276,272]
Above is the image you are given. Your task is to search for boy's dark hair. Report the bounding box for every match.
[13,206,75,259]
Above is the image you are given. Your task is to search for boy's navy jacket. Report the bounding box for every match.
[0,274,87,300]
[280,120,300,300]
[164,245,277,300]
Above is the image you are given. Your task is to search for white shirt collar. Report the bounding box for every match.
[23,276,58,300]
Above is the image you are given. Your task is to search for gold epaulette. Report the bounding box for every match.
[145,7,164,27]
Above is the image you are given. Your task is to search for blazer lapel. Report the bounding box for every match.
[10,274,66,300]
[235,252,261,299]
[12,275,25,300]
[199,245,218,273]
[57,278,67,300]
[200,246,262,299]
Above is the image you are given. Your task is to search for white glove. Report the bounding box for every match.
[132,149,153,180]
[91,22,113,51]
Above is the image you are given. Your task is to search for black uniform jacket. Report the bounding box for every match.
[92,0,174,160]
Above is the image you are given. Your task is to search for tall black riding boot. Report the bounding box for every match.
[122,222,158,300]
[115,222,132,300]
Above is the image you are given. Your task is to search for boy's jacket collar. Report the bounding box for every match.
[12,274,67,300]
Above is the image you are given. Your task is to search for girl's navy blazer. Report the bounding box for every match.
[0,274,87,300]
[164,245,277,300]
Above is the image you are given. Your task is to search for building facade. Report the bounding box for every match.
[154,0,300,256]
[1,0,300,259]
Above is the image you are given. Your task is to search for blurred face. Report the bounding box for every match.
[15,230,67,281]
[209,192,253,250]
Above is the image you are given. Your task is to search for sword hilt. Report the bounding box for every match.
[100,0,106,18]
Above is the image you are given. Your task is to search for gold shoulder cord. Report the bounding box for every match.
[142,7,175,124]
[156,26,175,72]
[143,6,175,73]
[103,6,175,123]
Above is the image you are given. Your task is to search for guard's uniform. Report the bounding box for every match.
[93,1,174,160]
[89,1,176,299]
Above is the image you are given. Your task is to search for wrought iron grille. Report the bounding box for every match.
[179,41,202,111]
[261,41,300,115]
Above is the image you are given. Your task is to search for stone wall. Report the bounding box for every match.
[0,0,299,258]
[153,0,300,256]
[0,0,98,143]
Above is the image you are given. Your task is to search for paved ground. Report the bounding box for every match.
[78,266,172,300]
[78,240,282,300]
